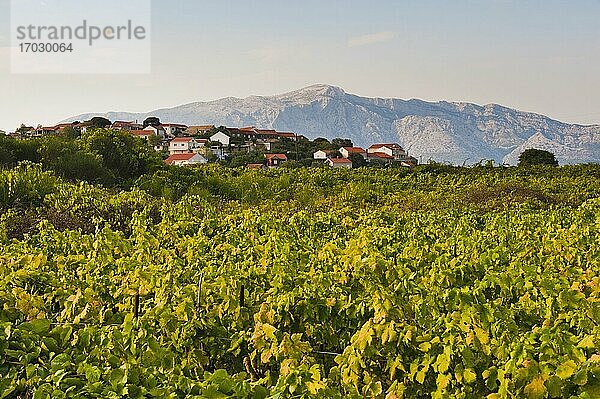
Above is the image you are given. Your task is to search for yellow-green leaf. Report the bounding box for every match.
[524,375,546,399]
[555,360,577,380]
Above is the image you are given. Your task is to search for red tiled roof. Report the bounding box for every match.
[369,153,394,159]
[329,157,352,164]
[165,153,200,165]
[171,137,194,143]
[315,149,335,154]
[369,143,403,150]
[166,153,196,161]
[187,125,214,130]
[131,130,155,136]
[264,154,288,160]
[161,123,188,128]
[40,123,77,131]
[342,147,366,153]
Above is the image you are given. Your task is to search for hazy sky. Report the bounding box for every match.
[1,0,600,132]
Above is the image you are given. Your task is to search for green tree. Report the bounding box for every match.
[147,134,162,147]
[332,138,353,148]
[15,124,34,135]
[58,126,81,140]
[81,129,162,184]
[88,117,111,129]
[348,153,367,168]
[225,151,265,168]
[37,135,111,184]
[0,136,41,166]
[143,117,161,128]
[518,149,559,167]
[312,137,331,148]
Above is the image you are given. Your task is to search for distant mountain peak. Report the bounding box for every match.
[275,84,347,101]
[64,84,600,165]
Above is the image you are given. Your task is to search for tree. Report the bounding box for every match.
[147,134,162,147]
[225,151,265,168]
[348,153,367,168]
[88,117,111,129]
[58,126,81,140]
[332,138,353,148]
[143,117,161,128]
[16,124,32,133]
[81,129,162,184]
[313,138,331,147]
[518,149,559,167]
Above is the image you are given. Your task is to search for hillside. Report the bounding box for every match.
[66,84,600,165]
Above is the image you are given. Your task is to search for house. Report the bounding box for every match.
[111,121,143,131]
[210,131,231,146]
[35,123,80,135]
[313,150,336,160]
[160,123,188,137]
[367,143,407,160]
[16,126,36,138]
[265,154,288,168]
[277,132,298,140]
[340,147,367,159]
[144,125,166,137]
[367,152,395,163]
[154,140,170,152]
[184,125,215,136]
[236,127,303,142]
[168,137,203,154]
[210,145,226,160]
[165,153,208,166]
[326,158,353,169]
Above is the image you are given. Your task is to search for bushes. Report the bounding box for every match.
[0,163,59,209]
[2,130,163,187]
[2,160,600,239]
[0,136,41,167]
[80,129,163,184]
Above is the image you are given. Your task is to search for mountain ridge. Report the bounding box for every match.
[64,84,600,165]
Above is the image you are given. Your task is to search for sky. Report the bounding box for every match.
[1,0,600,132]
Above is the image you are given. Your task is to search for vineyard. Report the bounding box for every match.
[1,163,600,398]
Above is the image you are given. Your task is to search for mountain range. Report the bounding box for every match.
[65,84,600,165]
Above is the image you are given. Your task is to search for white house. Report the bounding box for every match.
[131,130,157,140]
[210,131,231,146]
[169,137,203,154]
[165,153,208,166]
[143,125,166,137]
[340,147,367,159]
[313,150,335,160]
[326,158,353,169]
[367,143,407,159]
[160,123,188,137]
[154,140,170,152]
[112,121,143,131]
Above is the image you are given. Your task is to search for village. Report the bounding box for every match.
[7,118,419,169]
